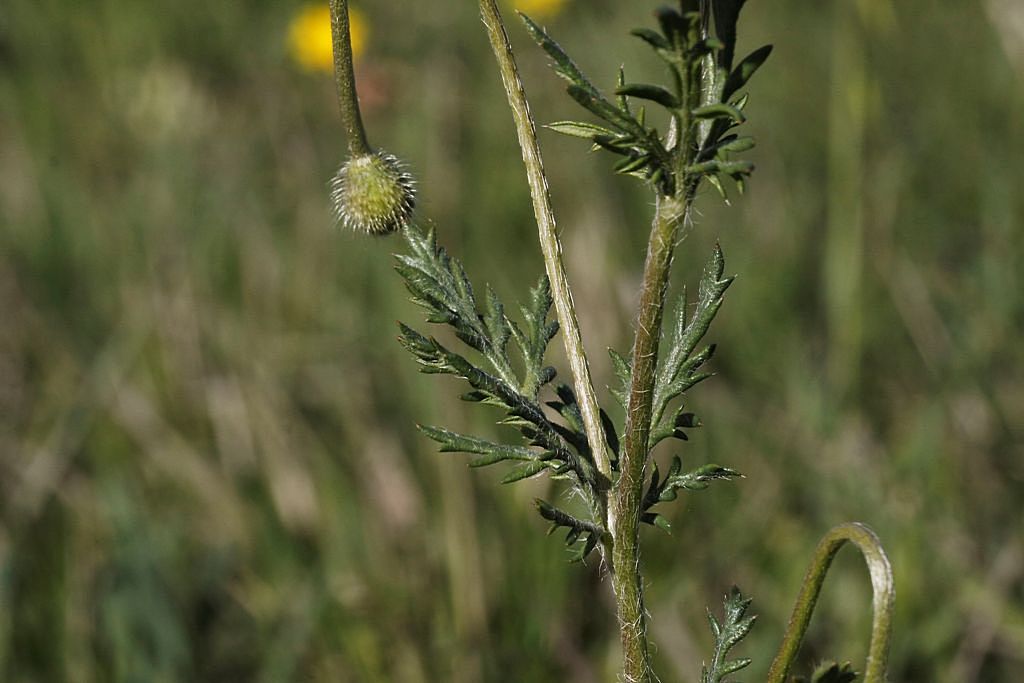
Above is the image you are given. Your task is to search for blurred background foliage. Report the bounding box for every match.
[1,0,1022,681]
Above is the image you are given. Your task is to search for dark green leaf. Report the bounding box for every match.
[701,587,756,683]
[664,464,742,493]
[710,0,749,72]
[630,27,671,51]
[692,103,746,124]
[614,154,653,175]
[615,83,681,109]
[502,460,548,484]
[722,44,773,101]
[711,135,756,156]
[418,425,538,460]
[655,7,688,48]
[520,13,600,96]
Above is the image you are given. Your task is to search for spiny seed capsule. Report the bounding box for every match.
[330,151,416,235]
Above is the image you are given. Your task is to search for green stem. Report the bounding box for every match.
[611,193,688,683]
[766,522,895,683]
[328,0,371,155]
[476,0,612,490]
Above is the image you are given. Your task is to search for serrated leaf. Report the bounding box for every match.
[650,246,734,433]
[418,425,537,460]
[616,83,681,109]
[396,229,598,490]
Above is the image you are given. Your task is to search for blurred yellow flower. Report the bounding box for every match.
[288,4,368,73]
[511,0,569,19]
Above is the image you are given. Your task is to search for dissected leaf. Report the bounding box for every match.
[701,587,756,683]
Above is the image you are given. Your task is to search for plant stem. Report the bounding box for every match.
[611,193,687,683]
[328,0,371,155]
[476,0,612,490]
[766,522,895,683]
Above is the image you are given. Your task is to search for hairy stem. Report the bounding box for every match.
[611,194,687,683]
[476,0,612,489]
[328,0,370,155]
[766,522,895,683]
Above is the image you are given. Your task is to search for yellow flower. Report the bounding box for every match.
[511,0,569,19]
[288,4,368,73]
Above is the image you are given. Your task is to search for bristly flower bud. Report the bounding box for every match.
[330,151,416,235]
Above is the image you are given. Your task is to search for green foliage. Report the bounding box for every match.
[641,457,742,532]
[3,0,1021,679]
[702,587,756,683]
[523,1,771,199]
[397,226,600,488]
[535,499,605,563]
[650,244,734,448]
[396,225,610,559]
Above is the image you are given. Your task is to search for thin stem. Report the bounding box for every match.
[766,522,895,683]
[328,0,371,155]
[476,0,612,489]
[611,193,687,683]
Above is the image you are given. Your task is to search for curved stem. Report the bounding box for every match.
[766,522,895,683]
[328,0,371,155]
[476,0,611,488]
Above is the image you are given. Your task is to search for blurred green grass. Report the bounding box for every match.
[1,1,1022,681]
